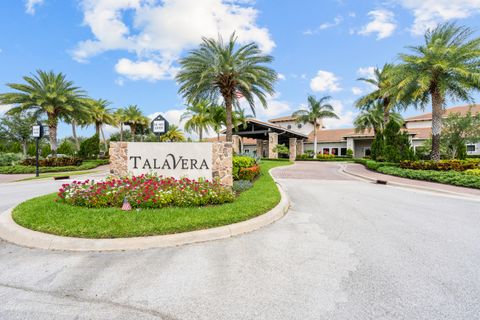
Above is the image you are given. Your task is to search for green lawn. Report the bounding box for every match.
[12,160,291,239]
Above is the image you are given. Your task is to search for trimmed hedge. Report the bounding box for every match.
[377,166,480,189]
[21,157,83,167]
[400,160,480,171]
[297,155,355,162]
[0,159,109,174]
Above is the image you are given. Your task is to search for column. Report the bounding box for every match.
[232,135,241,154]
[256,139,264,158]
[296,139,304,156]
[268,132,278,159]
[289,138,297,161]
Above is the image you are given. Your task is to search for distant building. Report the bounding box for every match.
[209,104,480,158]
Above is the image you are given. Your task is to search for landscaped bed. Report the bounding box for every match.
[354,159,480,189]
[0,159,109,174]
[12,159,291,239]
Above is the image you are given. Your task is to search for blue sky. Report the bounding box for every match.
[1,0,480,138]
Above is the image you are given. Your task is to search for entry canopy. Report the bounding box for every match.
[230,118,308,144]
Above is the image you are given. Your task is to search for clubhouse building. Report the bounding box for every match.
[213,104,480,159]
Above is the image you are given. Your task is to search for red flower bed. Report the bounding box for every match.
[238,165,261,181]
[57,175,235,209]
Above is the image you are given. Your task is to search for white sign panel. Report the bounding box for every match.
[152,120,165,133]
[127,142,213,180]
[32,125,41,138]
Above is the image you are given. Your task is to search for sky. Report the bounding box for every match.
[1,0,480,138]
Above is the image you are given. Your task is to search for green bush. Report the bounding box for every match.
[57,139,76,156]
[464,169,480,176]
[233,180,254,193]
[0,153,23,166]
[233,155,258,180]
[377,166,480,189]
[364,160,399,171]
[78,134,100,159]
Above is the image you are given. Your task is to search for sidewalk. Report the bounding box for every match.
[343,163,480,198]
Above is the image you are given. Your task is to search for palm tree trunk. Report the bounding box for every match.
[199,128,203,142]
[95,122,100,136]
[101,126,107,151]
[22,140,27,158]
[217,132,220,141]
[48,114,58,155]
[71,120,80,151]
[383,98,390,126]
[131,125,136,142]
[430,86,444,161]
[313,120,318,159]
[120,123,124,142]
[225,97,233,142]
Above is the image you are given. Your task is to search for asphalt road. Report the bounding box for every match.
[0,162,479,319]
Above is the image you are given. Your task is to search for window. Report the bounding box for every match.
[323,148,330,155]
[364,148,371,157]
[340,148,347,156]
[297,124,303,129]
[467,145,476,152]
[331,148,338,156]
[287,124,292,129]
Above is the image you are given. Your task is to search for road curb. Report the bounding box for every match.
[341,164,480,201]
[0,168,290,252]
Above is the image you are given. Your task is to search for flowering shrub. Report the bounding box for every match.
[22,157,83,167]
[233,155,260,181]
[237,165,260,181]
[317,154,336,159]
[57,175,235,209]
[400,159,480,171]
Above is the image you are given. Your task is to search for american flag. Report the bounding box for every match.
[122,197,132,211]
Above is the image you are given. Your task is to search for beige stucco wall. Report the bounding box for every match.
[109,142,233,186]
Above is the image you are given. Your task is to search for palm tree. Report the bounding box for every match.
[113,108,127,142]
[63,102,91,151]
[354,101,403,135]
[160,125,186,142]
[181,101,212,141]
[233,108,253,131]
[208,104,226,141]
[293,95,339,158]
[176,33,277,142]
[87,99,115,151]
[356,63,400,126]
[0,70,85,154]
[123,105,148,142]
[396,23,480,161]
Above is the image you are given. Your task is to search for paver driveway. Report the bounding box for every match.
[0,162,479,319]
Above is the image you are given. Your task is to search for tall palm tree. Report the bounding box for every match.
[123,105,148,142]
[87,98,115,151]
[160,125,186,142]
[0,70,85,154]
[354,101,403,135]
[181,101,212,141]
[293,95,339,158]
[356,63,400,126]
[396,23,480,161]
[176,33,277,142]
[233,108,253,131]
[63,101,91,151]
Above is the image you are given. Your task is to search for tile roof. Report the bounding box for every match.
[268,115,296,123]
[405,104,480,121]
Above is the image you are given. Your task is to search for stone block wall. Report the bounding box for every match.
[109,141,233,187]
[109,142,128,176]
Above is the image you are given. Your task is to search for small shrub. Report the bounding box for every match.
[233,155,259,181]
[233,180,254,193]
[57,175,235,208]
[238,165,261,181]
[78,134,100,159]
[0,153,23,166]
[57,139,76,156]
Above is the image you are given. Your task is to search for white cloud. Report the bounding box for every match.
[278,73,286,81]
[114,58,178,81]
[357,66,376,79]
[358,9,397,40]
[395,0,480,35]
[239,92,291,120]
[322,100,356,129]
[0,104,13,114]
[73,0,275,81]
[310,70,342,93]
[25,0,44,15]
[351,87,363,95]
[304,16,343,35]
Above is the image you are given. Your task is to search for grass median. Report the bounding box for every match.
[12,159,291,239]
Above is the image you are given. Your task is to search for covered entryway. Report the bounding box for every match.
[230,119,308,160]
